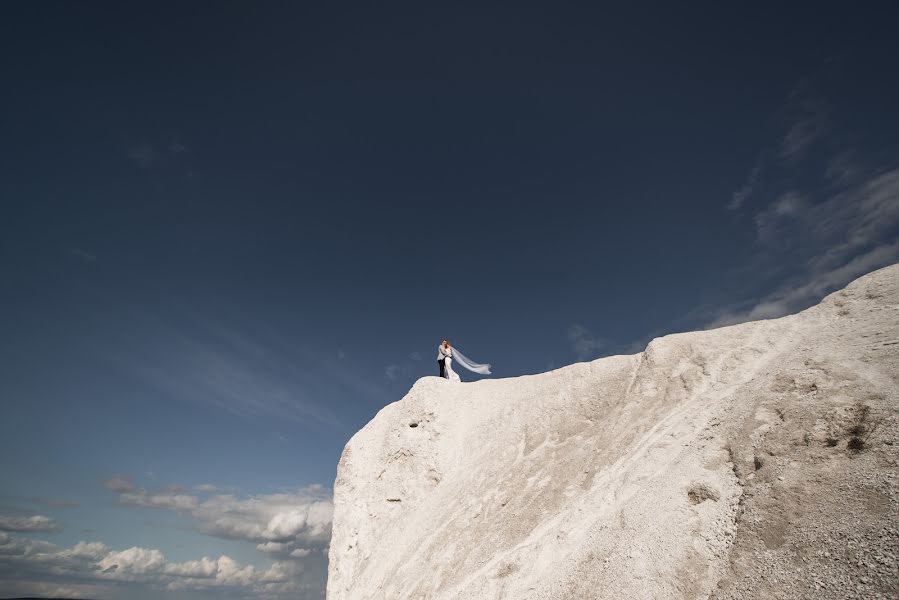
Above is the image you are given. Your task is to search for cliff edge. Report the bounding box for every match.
[328,265,899,600]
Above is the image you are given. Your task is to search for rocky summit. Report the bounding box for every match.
[328,265,899,600]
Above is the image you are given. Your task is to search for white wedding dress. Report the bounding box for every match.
[444,351,461,382]
[444,347,490,382]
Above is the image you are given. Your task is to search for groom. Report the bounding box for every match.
[437,339,450,378]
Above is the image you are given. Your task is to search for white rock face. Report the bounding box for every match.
[327,265,899,600]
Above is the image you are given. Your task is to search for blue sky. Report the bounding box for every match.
[1,3,898,599]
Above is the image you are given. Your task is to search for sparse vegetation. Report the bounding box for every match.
[687,484,720,504]
[847,404,882,453]
[496,562,519,578]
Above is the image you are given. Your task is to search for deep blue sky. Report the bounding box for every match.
[1,3,898,599]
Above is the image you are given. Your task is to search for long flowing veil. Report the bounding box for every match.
[451,347,491,375]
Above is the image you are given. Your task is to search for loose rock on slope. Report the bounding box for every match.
[328,265,899,600]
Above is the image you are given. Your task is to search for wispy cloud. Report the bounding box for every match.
[567,324,605,361]
[825,151,862,185]
[709,167,899,327]
[778,81,829,162]
[779,116,820,160]
[713,74,899,328]
[728,161,763,210]
[384,364,400,381]
[383,352,430,383]
[104,476,136,493]
[167,134,188,155]
[98,315,345,429]
[0,514,62,533]
[72,264,393,432]
[726,82,830,212]
[67,246,97,262]
[753,191,807,247]
[127,133,190,170]
[128,143,158,168]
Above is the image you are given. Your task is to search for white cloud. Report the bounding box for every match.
[0,515,62,533]
[255,540,314,560]
[165,555,218,577]
[212,554,257,586]
[257,541,290,555]
[112,483,332,554]
[266,509,311,541]
[567,324,605,361]
[0,532,312,598]
[0,533,57,557]
[63,541,110,561]
[258,558,302,583]
[98,546,166,576]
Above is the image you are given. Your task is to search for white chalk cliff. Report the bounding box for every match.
[328,265,899,600]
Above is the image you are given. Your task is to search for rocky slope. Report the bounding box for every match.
[327,265,899,600]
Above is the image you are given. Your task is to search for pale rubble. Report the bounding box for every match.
[328,264,899,600]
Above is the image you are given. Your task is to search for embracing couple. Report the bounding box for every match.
[437,339,491,382]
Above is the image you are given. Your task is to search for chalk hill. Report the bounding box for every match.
[328,265,899,600]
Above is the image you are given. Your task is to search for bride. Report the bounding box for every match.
[440,340,491,382]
